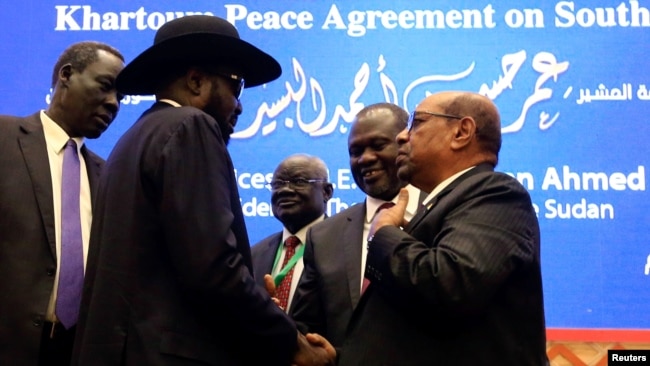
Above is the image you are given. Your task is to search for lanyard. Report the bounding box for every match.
[272,242,305,287]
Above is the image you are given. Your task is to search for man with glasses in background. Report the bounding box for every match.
[338,91,548,365]
[73,16,335,366]
[252,154,333,316]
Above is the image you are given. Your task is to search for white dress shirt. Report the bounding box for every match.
[40,110,92,322]
[421,166,475,209]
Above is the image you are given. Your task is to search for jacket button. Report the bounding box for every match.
[46,268,55,276]
[33,318,43,327]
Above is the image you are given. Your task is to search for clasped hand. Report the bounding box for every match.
[263,274,336,366]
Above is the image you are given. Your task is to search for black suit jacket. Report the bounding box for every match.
[73,103,297,366]
[290,203,366,347]
[0,112,103,365]
[339,164,548,366]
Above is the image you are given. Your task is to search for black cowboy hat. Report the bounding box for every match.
[116,15,281,95]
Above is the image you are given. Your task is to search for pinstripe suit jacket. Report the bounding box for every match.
[339,164,548,366]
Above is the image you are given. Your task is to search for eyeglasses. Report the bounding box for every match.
[407,111,463,132]
[270,178,327,190]
[214,72,245,100]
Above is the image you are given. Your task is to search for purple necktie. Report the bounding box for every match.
[56,139,83,329]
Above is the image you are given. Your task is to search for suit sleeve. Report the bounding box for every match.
[291,228,327,336]
[250,235,279,288]
[155,114,297,362]
[366,174,540,316]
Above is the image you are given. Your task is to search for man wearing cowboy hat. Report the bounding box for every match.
[72,15,335,366]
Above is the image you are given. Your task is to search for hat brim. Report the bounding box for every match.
[116,33,281,95]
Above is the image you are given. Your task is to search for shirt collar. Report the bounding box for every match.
[158,98,182,107]
[365,184,420,223]
[281,214,326,244]
[40,110,85,155]
[421,166,476,209]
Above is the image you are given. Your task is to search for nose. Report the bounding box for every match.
[105,91,120,116]
[358,147,377,165]
[396,127,409,144]
[234,99,243,116]
[271,185,297,203]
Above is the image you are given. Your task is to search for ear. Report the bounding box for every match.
[57,64,74,88]
[185,67,208,96]
[322,182,334,202]
[450,116,477,150]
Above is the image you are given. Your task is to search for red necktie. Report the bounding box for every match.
[276,236,300,311]
[362,202,396,294]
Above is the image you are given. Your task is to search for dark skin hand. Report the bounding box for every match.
[264,274,282,309]
[263,275,336,365]
[369,188,410,237]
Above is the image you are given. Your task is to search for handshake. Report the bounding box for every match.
[264,274,336,366]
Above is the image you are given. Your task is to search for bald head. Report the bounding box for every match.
[440,92,501,158]
[395,91,502,192]
[270,154,333,233]
[275,154,329,180]
[354,103,409,132]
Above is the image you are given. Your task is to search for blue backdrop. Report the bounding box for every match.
[1,0,648,333]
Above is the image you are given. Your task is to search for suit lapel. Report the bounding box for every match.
[406,164,495,232]
[18,114,57,259]
[81,146,102,198]
[416,189,427,207]
[265,232,282,273]
[343,204,365,308]
[263,233,283,275]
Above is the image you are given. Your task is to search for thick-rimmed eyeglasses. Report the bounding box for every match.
[214,72,245,100]
[407,111,463,132]
[270,178,327,190]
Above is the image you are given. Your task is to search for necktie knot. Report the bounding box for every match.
[284,235,300,249]
[375,202,395,215]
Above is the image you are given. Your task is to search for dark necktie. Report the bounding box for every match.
[56,140,84,329]
[362,202,396,294]
[276,236,300,312]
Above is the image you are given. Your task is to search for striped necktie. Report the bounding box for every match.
[276,236,300,312]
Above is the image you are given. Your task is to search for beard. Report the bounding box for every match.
[357,175,404,201]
